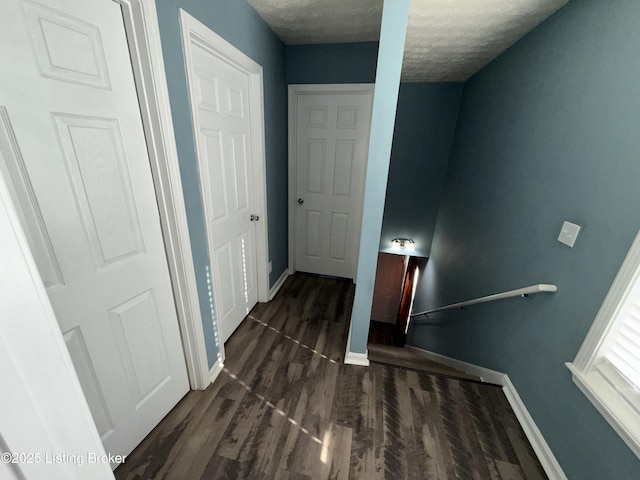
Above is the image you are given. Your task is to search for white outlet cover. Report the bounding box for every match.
[558,221,581,248]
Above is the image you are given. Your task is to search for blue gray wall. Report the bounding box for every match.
[286,43,378,84]
[156,0,287,367]
[409,0,640,477]
[380,83,463,257]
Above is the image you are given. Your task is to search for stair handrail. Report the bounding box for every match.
[409,283,557,321]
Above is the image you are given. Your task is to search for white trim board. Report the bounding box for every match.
[118,0,210,391]
[406,346,568,480]
[404,346,505,384]
[344,350,370,367]
[269,268,291,301]
[209,358,224,383]
[572,228,640,370]
[287,84,374,279]
[343,315,370,366]
[566,229,640,459]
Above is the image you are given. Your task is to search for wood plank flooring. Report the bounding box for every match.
[368,320,401,346]
[115,273,547,480]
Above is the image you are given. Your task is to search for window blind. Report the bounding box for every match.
[567,229,640,459]
[597,274,640,411]
[608,307,640,390]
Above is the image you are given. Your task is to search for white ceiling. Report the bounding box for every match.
[247,0,568,82]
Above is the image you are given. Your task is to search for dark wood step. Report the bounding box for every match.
[367,343,481,382]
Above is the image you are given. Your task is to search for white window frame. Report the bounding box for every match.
[566,229,640,459]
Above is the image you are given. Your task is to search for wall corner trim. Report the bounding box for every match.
[344,350,370,367]
[209,358,224,383]
[344,316,370,366]
[405,346,568,480]
[268,268,291,301]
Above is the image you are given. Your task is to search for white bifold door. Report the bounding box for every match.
[293,88,374,280]
[0,0,189,465]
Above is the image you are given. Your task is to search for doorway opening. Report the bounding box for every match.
[368,252,424,348]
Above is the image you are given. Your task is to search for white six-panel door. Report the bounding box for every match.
[182,14,262,343]
[293,89,373,279]
[0,0,189,465]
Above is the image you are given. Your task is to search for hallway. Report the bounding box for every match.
[115,273,546,479]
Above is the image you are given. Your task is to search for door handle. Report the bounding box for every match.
[250,214,260,221]
[297,198,304,205]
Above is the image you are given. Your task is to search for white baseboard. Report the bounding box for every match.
[501,375,567,480]
[343,314,370,366]
[345,350,370,366]
[405,345,505,384]
[209,358,224,383]
[405,346,567,480]
[268,268,290,300]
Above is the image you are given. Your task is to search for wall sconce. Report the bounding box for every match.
[391,238,415,253]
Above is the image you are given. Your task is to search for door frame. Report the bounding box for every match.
[117,0,209,390]
[287,84,375,279]
[180,9,271,360]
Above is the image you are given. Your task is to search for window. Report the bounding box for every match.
[567,229,640,458]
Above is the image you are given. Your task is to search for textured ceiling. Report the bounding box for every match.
[248,0,568,82]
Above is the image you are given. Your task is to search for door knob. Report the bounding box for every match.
[250,214,260,221]
[297,198,304,205]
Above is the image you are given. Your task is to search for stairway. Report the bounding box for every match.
[367,343,481,382]
[367,319,482,381]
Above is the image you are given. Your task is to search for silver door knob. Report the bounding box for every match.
[297,198,304,205]
[250,214,260,221]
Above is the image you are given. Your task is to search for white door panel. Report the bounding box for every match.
[294,91,373,279]
[0,0,189,464]
[185,37,259,343]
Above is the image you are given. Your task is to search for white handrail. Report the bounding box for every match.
[409,283,557,318]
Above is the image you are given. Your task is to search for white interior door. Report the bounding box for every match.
[0,0,189,465]
[294,89,373,279]
[0,168,114,480]
[183,19,261,343]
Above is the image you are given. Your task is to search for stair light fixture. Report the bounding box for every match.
[391,238,415,253]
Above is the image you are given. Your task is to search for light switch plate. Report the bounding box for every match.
[558,221,581,248]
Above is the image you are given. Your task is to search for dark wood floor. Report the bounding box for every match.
[115,273,547,480]
[368,320,401,346]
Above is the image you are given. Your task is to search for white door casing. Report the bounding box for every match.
[181,10,270,346]
[288,85,374,280]
[119,0,211,392]
[0,0,190,465]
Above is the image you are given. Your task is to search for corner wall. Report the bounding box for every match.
[155,0,287,366]
[348,0,410,356]
[380,82,462,257]
[410,0,640,477]
[286,42,378,84]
